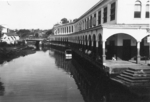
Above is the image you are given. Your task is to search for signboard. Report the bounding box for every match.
[147,36,150,43]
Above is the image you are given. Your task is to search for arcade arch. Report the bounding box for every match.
[105,33,137,60]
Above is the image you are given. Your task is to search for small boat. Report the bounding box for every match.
[65,49,72,59]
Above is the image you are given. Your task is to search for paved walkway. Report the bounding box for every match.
[103,60,150,75]
[104,60,150,69]
[129,60,150,66]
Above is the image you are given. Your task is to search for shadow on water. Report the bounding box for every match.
[0,82,4,96]
[52,47,150,102]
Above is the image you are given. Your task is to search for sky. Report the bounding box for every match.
[0,0,100,30]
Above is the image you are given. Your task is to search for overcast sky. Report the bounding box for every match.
[0,0,100,30]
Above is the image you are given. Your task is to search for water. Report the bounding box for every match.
[0,47,150,102]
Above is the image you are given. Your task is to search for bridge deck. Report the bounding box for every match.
[20,38,44,41]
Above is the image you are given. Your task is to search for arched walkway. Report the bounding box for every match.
[140,35,150,60]
[105,33,137,60]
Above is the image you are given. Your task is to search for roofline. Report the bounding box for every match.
[54,22,75,28]
[53,0,106,28]
[75,0,106,22]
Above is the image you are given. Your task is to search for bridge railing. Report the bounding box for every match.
[20,37,45,41]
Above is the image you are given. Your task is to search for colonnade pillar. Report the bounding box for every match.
[91,40,94,51]
[136,41,141,64]
[24,40,27,45]
[96,40,100,59]
[102,41,106,62]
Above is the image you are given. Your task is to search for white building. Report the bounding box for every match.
[52,0,150,63]
[1,32,20,44]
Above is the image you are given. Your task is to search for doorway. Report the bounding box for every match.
[123,40,131,60]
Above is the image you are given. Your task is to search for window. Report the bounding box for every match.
[87,18,89,28]
[146,1,150,18]
[90,16,92,28]
[98,11,101,24]
[110,2,116,20]
[85,19,87,29]
[58,28,60,34]
[134,1,141,18]
[64,28,65,33]
[79,23,81,31]
[103,7,107,23]
[67,27,68,33]
[72,26,73,32]
[93,13,96,26]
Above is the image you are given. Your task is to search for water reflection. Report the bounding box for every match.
[52,48,150,102]
[0,46,149,102]
[0,48,36,65]
[0,82,4,96]
[0,47,84,102]
[53,49,110,102]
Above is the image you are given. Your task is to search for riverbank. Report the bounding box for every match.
[0,45,36,64]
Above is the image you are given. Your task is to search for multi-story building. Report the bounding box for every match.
[51,0,150,63]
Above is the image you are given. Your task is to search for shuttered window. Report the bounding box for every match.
[98,11,101,25]
[146,1,150,18]
[110,2,116,21]
[103,7,107,23]
[134,1,141,18]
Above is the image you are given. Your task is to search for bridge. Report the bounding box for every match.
[21,38,45,41]
[19,38,45,46]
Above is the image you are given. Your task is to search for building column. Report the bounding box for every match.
[96,40,99,57]
[136,41,141,64]
[24,40,27,45]
[102,41,106,62]
[39,41,42,45]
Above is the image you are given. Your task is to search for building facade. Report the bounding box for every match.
[50,0,150,63]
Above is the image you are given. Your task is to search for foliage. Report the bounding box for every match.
[17,29,32,38]
[73,18,78,22]
[44,29,53,37]
[61,18,69,24]
[34,33,39,38]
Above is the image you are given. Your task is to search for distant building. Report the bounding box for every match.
[1,32,20,44]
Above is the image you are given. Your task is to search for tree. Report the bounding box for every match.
[35,33,39,38]
[44,29,53,38]
[61,18,69,24]
[17,29,31,38]
[73,18,78,22]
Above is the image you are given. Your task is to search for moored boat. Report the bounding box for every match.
[65,49,72,59]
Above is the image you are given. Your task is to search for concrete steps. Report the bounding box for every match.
[112,68,150,87]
